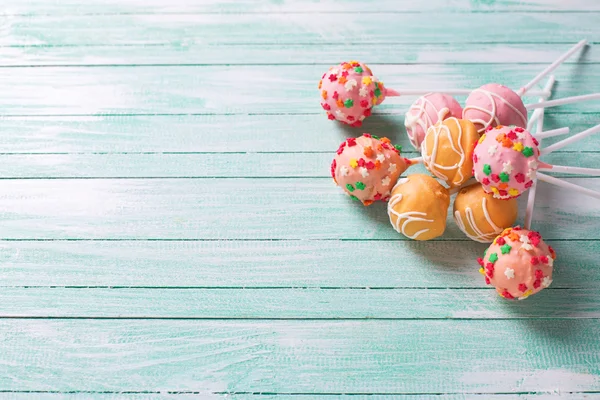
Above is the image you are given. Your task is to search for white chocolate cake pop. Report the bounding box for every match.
[453,183,518,243]
[404,93,463,149]
[421,117,480,188]
[387,174,450,240]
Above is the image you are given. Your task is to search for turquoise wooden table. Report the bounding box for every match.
[0,0,599,398]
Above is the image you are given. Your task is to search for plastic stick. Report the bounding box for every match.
[541,123,600,155]
[534,127,569,139]
[524,76,554,230]
[517,39,588,96]
[527,108,543,131]
[539,165,600,176]
[537,172,600,200]
[525,93,600,110]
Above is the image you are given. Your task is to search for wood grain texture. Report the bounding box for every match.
[1,64,599,116]
[0,113,597,154]
[0,239,596,288]
[0,320,598,393]
[2,396,600,400]
[0,152,597,178]
[0,44,599,67]
[4,0,600,14]
[0,13,598,47]
[0,178,598,240]
[2,287,600,319]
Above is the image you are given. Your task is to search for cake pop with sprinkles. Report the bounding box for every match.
[421,117,480,188]
[319,61,395,127]
[478,226,555,300]
[387,174,451,240]
[472,125,540,200]
[453,183,518,243]
[404,93,463,149]
[332,134,412,205]
[463,83,528,134]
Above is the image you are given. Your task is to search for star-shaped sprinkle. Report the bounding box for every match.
[359,167,369,178]
[527,169,537,180]
[355,181,366,190]
[340,166,349,176]
[488,144,498,156]
[517,131,528,140]
[335,110,346,119]
[376,154,385,163]
[483,164,492,176]
[330,68,339,75]
[328,74,337,82]
[346,183,355,192]
[345,79,358,91]
[359,87,369,97]
[349,158,358,168]
[388,163,397,173]
[381,176,391,186]
[499,172,510,183]
[520,235,533,251]
[548,257,554,267]
[504,268,515,279]
[362,77,372,85]
[513,142,524,152]
[528,160,539,169]
[522,147,534,157]
[501,244,512,254]
[489,253,498,263]
[542,276,553,288]
[344,99,354,108]
[508,188,519,197]
[502,161,513,174]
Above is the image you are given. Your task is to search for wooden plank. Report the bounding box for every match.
[0,14,595,47]
[1,395,598,400]
[0,113,595,154]
[0,239,596,288]
[0,177,598,240]
[0,320,598,393]
[0,152,597,178]
[1,44,599,67]
[1,287,599,319]
[0,65,598,116]
[3,0,600,14]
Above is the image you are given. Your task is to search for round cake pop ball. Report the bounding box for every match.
[319,61,389,127]
[404,93,463,150]
[387,174,450,240]
[463,83,528,134]
[453,183,518,243]
[421,117,480,188]
[478,226,555,300]
[332,133,408,205]
[472,125,540,200]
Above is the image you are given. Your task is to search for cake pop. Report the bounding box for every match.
[332,134,411,205]
[319,61,394,127]
[472,125,539,199]
[421,117,480,188]
[463,83,528,134]
[453,183,518,243]
[404,93,463,149]
[478,227,555,300]
[387,174,450,240]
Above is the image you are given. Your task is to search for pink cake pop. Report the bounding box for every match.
[319,61,394,127]
[472,125,540,200]
[404,93,463,149]
[332,134,411,205]
[463,83,528,134]
[477,226,555,300]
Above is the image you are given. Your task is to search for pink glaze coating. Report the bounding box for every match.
[319,61,389,127]
[463,83,528,134]
[478,226,555,300]
[404,93,463,149]
[332,134,410,205]
[472,125,540,199]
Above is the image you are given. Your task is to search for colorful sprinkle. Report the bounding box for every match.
[522,147,534,157]
[512,142,524,152]
[346,184,355,192]
[501,244,512,254]
[350,195,360,201]
[355,181,366,190]
[483,164,492,175]
[489,253,498,263]
[349,158,358,168]
[354,66,363,73]
[344,99,354,108]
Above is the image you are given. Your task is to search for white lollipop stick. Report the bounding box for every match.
[537,172,600,200]
[525,76,554,230]
[541,123,600,155]
[387,89,551,97]
[408,157,423,165]
[517,39,588,96]
[534,127,570,139]
[526,93,600,110]
[539,165,600,176]
[527,108,544,131]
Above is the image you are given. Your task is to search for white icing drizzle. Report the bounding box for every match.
[387,178,433,240]
[453,197,502,243]
[404,93,451,149]
[421,118,466,184]
[463,88,528,133]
